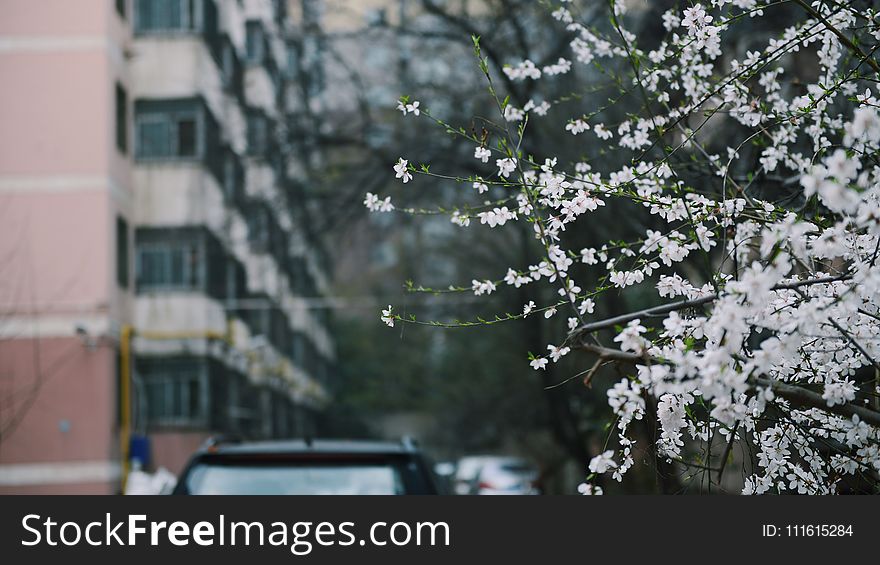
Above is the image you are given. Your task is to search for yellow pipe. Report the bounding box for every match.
[226,318,235,346]
[119,324,133,493]
[137,330,228,342]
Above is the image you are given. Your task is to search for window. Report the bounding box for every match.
[286,44,298,78]
[245,21,264,63]
[246,112,268,155]
[177,117,196,156]
[116,216,129,288]
[136,242,201,290]
[222,154,241,201]
[141,360,203,427]
[137,118,171,157]
[272,0,286,22]
[225,262,238,305]
[135,0,198,33]
[246,205,270,250]
[135,102,202,159]
[184,464,405,495]
[365,8,387,27]
[115,83,128,154]
[221,42,235,86]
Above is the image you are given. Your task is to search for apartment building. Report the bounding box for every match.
[0,0,334,494]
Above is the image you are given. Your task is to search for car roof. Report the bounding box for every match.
[198,438,418,456]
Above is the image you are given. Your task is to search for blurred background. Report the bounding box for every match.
[1,0,793,494]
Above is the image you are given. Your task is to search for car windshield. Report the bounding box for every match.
[185,463,406,495]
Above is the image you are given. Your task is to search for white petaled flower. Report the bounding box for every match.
[496,158,518,178]
[613,319,648,354]
[397,99,421,116]
[381,305,394,327]
[566,119,589,135]
[588,451,618,474]
[364,192,394,212]
[593,124,612,140]
[471,279,497,296]
[450,211,470,227]
[530,357,548,371]
[543,57,572,76]
[523,301,536,317]
[577,483,603,495]
[478,207,517,227]
[547,343,571,362]
[823,380,857,407]
[681,4,711,32]
[580,248,598,265]
[524,99,551,116]
[474,146,491,163]
[393,158,413,184]
[504,59,542,81]
[504,105,525,122]
[579,298,595,315]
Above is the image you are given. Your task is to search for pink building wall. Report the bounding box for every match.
[1,1,250,491]
[0,0,129,494]
[0,338,118,494]
[0,0,107,37]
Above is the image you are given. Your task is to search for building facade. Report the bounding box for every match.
[0,0,334,494]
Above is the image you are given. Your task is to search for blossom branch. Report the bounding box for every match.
[576,343,880,427]
[569,274,853,341]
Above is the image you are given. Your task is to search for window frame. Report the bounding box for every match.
[140,361,206,428]
[135,105,203,160]
[134,0,202,34]
[135,240,202,292]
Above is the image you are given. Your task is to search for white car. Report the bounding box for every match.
[454,456,540,495]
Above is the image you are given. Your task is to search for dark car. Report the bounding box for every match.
[172,437,445,495]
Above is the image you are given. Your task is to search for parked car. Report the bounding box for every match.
[453,455,494,495]
[173,437,445,495]
[454,455,540,495]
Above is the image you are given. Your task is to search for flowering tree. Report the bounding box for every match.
[368,0,880,494]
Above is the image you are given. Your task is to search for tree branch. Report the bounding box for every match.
[569,273,852,341]
[794,0,880,74]
[575,343,880,427]
[753,376,880,428]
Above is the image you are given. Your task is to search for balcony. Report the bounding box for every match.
[131,2,247,149]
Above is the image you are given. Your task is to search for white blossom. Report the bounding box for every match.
[393,158,413,183]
